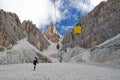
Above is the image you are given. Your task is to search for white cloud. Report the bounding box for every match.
[0,0,61,28]
[90,0,108,6]
[0,0,108,29]
[86,0,108,12]
[69,0,108,15]
[60,25,72,32]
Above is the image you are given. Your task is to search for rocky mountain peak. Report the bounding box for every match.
[47,24,58,34]
[44,24,60,43]
[22,20,36,34]
[0,9,27,47]
[0,9,50,51]
[22,20,50,51]
[62,0,120,48]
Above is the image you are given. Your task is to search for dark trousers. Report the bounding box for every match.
[34,64,36,71]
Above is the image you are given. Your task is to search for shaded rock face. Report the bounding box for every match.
[22,20,50,51]
[63,0,120,48]
[0,9,50,51]
[90,34,120,66]
[44,24,60,43]
[62,28,77,48]
[0,9,27,47]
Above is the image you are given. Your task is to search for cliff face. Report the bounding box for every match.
[90,34,120,66]
[0,9,50,51]
[0,9,27,47]
[22,20,50,51]
[44,24,60,43]
[62,0,120,48]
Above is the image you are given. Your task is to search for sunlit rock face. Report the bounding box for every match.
[44,24,60,43]
[62,0,120,48]
[0,9,27,47]
[0,9,50,51]
[22,20,50,51]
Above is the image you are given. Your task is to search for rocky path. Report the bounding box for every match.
[0,63,120,80]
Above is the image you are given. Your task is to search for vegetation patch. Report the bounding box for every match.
[36,52,52,63]
[0,46,5,52]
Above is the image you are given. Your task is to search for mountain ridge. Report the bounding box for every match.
[62,0,120,48]
[0,9,50,51]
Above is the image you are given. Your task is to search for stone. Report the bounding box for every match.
[62,0,120,48]
[44,24,60,43]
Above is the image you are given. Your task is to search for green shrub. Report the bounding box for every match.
[0,46,4,52]
[36,52,52,63]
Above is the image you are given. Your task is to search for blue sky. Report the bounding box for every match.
[0,0,107,35]
[54,4,84,35]
[54,8,82,35]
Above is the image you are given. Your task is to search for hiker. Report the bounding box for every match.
[33,57,38,71]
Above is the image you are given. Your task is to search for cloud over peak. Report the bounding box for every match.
[0,0,61,28]
[0,0,108,35]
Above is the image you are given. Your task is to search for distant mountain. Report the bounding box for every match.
[0,9,50,51]
[62,0,120,48]
[43,24,60,43]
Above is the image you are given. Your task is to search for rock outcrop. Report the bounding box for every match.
[0,38,51,65]
[0,9,50,51]
[90,34,120,67]
[22,20,50,51]
[0,9,27,47]
[44,24,60,43]
[62,0,120,48]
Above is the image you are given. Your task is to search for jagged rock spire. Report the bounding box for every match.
[44,24,61,43]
